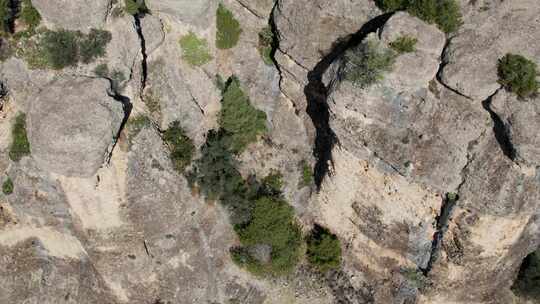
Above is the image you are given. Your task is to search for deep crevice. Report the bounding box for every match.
[133,14,148,95]
[482,88,517,161]
[103,76,133,164]
[435,37,473,100]
[305,12,393,190]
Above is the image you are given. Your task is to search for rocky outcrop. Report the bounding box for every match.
[32,0,109,31]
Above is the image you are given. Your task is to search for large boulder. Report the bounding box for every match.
[32,0,110,31]
[27,77,124,177]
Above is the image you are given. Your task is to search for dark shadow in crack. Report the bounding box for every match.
[304,12,394,190]
[482,91,517,161]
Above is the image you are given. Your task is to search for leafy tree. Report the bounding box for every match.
[179,32,212,66]
[2,176,13,195]
[306,225,342,272]
[512,250,540,300]
[9,113,30,162]
[40,29,79,69]
[216,3,241,49]
[219,77,267,154]
[124,0,148,15]
[342,38,396,88]
[19,0,41,30]
[163,121,195,173]
[389,35,417,53]
[79,29,111,63]
[498,54,539,98]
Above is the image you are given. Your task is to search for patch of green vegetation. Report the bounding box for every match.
[0,0,11,34]
[9,113,30,162]
[342,38,396,88]
[2,176,13,195]
[306,225,342,272]
[215,74,227,93]
[299,160,313,188]
[258,26,274,66]
[376,0,462,33]
[389,35,417,53]
[124,0,148,15]
[497,53,539,98]
[41,29,79,69]
[79,29,111,63]
[19,0,41,30]
[127,115,151,143]
[261,169,283,195]
[219,77,267,154]
[233,196,303,276]
[216,3,241,49]
[512,249,540,301]
[401,267,429,289]
[163,121,195,173]
[179,32,212,67]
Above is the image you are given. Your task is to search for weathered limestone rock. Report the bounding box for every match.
[27,77,124,177]
[31,0,109,31]
[439,0,540,100]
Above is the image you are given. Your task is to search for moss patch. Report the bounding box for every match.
[389,35,417,53]
[179,32,212,66]
[9,113,30,162]
[163,121,195,173]
[216,3,241,49]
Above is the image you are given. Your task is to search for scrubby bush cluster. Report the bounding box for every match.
[375,0,462,33]
[22,28,111,69]
[216,3,241,49]
[124,0,148,15]
[2,176,13,195]
[9,113,30,162]
[164,121,195,173]
[306,225,342,272]
[498,53,539,98]
[390,35,417,53]
[179,32,212,67]
[299,159,314,188]
[342,38,396,88]
[512,250,540,300]
[20,0,41,30]
[258,26,274,65]
[0,0,41,34]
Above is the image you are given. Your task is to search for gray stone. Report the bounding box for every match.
[32,0,109,31]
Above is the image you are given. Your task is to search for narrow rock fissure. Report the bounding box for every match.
[436,37,473,100]
[103,76,133,164]
[482,88,517,161]
[134,14,148,95]
[305,12,393,190]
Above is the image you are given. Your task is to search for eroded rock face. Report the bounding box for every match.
[27,77,124,177]
[32,0,110,31]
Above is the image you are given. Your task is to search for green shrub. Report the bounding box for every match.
[342,38,396,88]
[124,0,148,15]
[163,121,195,173]
[299,160,313,187]
[40,29,79,69]
[389,35,417,53]
[79,29,111,63]
[219,77,267,154]
[0,0,11,34]
[401,267,429,289]
[2,176,13,195]
[306,225,342,272]
[179,32,212,66]
[261,169,283,195]
[375,0,408,11]
[9,113,30,162]
[407,0,462,33]
[234,196,302,275]
[216,3,241,49]
[258,26,274,65]
[497,54,539,98]
[512,250,540,300]
[19,0,41,30]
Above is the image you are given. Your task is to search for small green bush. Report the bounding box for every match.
[299,160,313,187]
[498,54,539,98]
[2,176,13,195]
[219,77,267,154]
[375,0,408,11]
[19,0,41,30]
[261,169,283,195]
[234,196,303,275]
[9,113,30,162]
[258,26,274,65]
[512,250,540,300]
[342,38,396,88]
[389,35,417,53]
[163,121,195,173]
[401,267,429,289]
[40,29,79,69]
[306,225,342,272]
[79,29,111,63]
[216,3,241,49]
[124,0,148,15]
[179,32,212,67]
[407,0,462,33]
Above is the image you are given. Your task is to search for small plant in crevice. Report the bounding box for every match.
[258,26,274,66]
[9,113,30,162]
[179,32,212,67]
[124,0,148,15]
[401,267,430,289]
[2,176,13,195]
[306,225,342,272]
[512,249,540,301]
[497,53,539,98]
[389,35,417,53]
[261,169,284,196]
[163,121,195,173]
[219,76,267,154]
[216,3,242,49]
[19,0,41,31]
[341,37,396,89]
[299,159,314,188]
[142,88,161,116]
